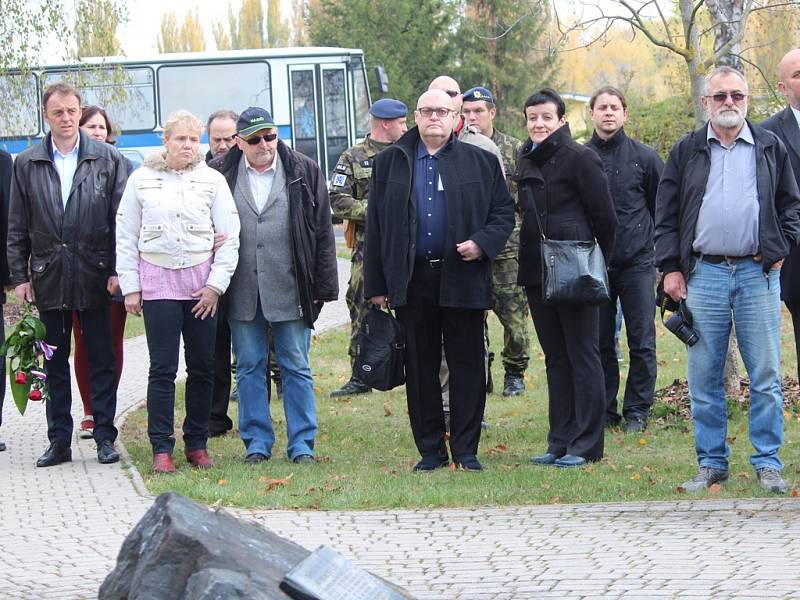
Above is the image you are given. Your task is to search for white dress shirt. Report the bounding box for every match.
[244,155,276,212]
[52,136,80,209]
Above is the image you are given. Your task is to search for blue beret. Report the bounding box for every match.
[463,86,494,104]
[369,98,408,119]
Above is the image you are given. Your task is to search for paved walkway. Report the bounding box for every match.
[1,257,799,599]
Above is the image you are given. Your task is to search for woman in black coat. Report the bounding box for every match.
[514,89,617,467]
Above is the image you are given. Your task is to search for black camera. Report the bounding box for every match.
[663,301,699,347]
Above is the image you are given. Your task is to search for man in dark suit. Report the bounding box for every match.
[364,88,514,472]
[762,48,800,382]
[0,149,11,452]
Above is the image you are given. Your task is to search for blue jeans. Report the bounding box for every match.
[229,312,316,459]
[685,258,784,471]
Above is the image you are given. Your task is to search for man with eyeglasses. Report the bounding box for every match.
[655,66,800,494]
[209,106,338,465]
[329,98,408,398]
[364,89,514,472]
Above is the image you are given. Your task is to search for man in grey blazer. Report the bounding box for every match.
[210,107,338,465]
[763,48,800,382]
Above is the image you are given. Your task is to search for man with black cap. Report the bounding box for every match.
[329,98,408,397]
[210,107,338,465]
[462,86,529,397]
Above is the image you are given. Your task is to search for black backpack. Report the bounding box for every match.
[355,307,406,391]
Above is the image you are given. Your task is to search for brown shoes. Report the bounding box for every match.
[185,448,214,469]
[153,453,177,473]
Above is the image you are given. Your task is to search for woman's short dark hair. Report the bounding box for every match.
[523,88,565,119]
[80,105,118,145]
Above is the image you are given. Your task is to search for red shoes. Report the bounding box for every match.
[185,448,214,469]
[153,453,177,473]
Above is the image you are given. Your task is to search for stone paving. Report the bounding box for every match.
[1,257,800,599]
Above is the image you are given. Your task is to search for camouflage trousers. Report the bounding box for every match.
[345,247,372,371]
[490,257,530,374]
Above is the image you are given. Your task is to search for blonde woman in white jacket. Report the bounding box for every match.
[116,110,240,473]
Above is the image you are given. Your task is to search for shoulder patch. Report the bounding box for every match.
[332,173,348,187]
[360,160,371,167]
[335,163,348,172]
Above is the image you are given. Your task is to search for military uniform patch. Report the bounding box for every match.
[335,163,348,172]
[332,173,348,187]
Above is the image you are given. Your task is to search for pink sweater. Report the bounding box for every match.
[139,257,213,301]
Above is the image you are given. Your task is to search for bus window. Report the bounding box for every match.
[350,57,370,139]
[0,72,40,138]
[43,67,156,132]
[290,68,318,164]
[158,62,271,125]
[322,67,348,177]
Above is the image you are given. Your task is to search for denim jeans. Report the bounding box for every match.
[685,257,784,471]
[229,312,316,459]
[143,300,216,454]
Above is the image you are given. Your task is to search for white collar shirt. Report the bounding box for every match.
[52,136,80,209]
[791,105,800,131]
[245,155,276,213]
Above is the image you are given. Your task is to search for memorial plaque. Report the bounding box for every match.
[280,545,412,600]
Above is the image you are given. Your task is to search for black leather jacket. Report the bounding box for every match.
[7,131,128,311]
[585,128,663,268]
[655,120,800,276]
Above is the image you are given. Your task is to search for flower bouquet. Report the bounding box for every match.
[0,303,55,414]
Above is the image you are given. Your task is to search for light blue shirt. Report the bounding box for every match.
[52,136,80,209]
[693,122,759,257]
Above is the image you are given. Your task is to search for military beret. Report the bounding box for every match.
[463,86,494,104]
[369,98,408,119]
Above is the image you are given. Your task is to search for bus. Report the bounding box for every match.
[0,47,372,176]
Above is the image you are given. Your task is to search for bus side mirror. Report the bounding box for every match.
[374,65,389,94]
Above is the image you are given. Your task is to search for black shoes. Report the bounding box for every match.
[502,372,525,397]
[292,454,315,464]
[36,443,72,467]
[530,452,560,466]
[0,440,6,452]
[455,456,482,471]
[625,418,647,434]
[413,456,449,471]
[245,452,270,465]
[330,377,371,398]
[554,454,588,468]
[97,440,120,464]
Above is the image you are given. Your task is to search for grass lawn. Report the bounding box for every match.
[120,312,800,510]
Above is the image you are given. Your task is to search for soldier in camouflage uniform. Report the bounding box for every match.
[329,98,408,397]
[463,87,530,396]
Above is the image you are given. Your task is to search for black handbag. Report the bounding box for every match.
[355,306,406,391]
[531,196,610,306]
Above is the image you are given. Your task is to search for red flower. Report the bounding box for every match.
[28,389,43,401]
[15,371,28,384]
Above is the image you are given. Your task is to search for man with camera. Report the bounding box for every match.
[655,67,800,494]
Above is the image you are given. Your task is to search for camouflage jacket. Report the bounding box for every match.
[492,128,523,260]
[329,135,391,248]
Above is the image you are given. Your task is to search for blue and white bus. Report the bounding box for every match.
[0,46,372,176]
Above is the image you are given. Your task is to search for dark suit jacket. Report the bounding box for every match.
[0,150,11,302]
[762,106,800,303]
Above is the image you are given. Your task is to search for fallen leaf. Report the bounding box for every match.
[791,488,799,497]
[486,444,509,456]
[677,485,687,493]
[638,438,647,446]
[383,401,393,417]
[725,436,737,444]
[647,476,655,486]
[643,465,652,472]
[217,479,227,486]
[737,472,750,480]
[708,483,721,494]
[264,473,294,492]
[210,499,223,511]
[631,473,641,481]
[313,386,322,393]
[448,462,456,471]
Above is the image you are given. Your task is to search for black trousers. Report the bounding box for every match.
[786,301,800,382]
[396,264,486,462]
[143,300,216,454]
[209,293,233,434]
[40,308,118,446]
[527,291,605,461]
[599,263,657,424]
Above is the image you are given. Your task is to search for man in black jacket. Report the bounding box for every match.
[0,149,11,453]
[655,67,800,494]
[586,86,663,433]
[7,82,128,467]
[364,89,514,472]
[209,107,338,465]
[762,48,800,383]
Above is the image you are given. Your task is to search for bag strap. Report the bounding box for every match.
[526,188,548,241]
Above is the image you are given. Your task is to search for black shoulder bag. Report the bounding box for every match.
[531,193,610,306]
[355,306,406,391]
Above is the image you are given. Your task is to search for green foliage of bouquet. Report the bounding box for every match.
[0,303,55,414]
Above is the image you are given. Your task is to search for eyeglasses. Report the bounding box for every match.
[443,90,460,98]
[241,132,278,144]
[416,107,454,119]
[706,92,747,103]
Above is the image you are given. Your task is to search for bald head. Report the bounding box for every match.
[778,48,800,109]
[429,75,462,112]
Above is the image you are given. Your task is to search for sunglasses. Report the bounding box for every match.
[241,132,278,144]
[706,92,747,103]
